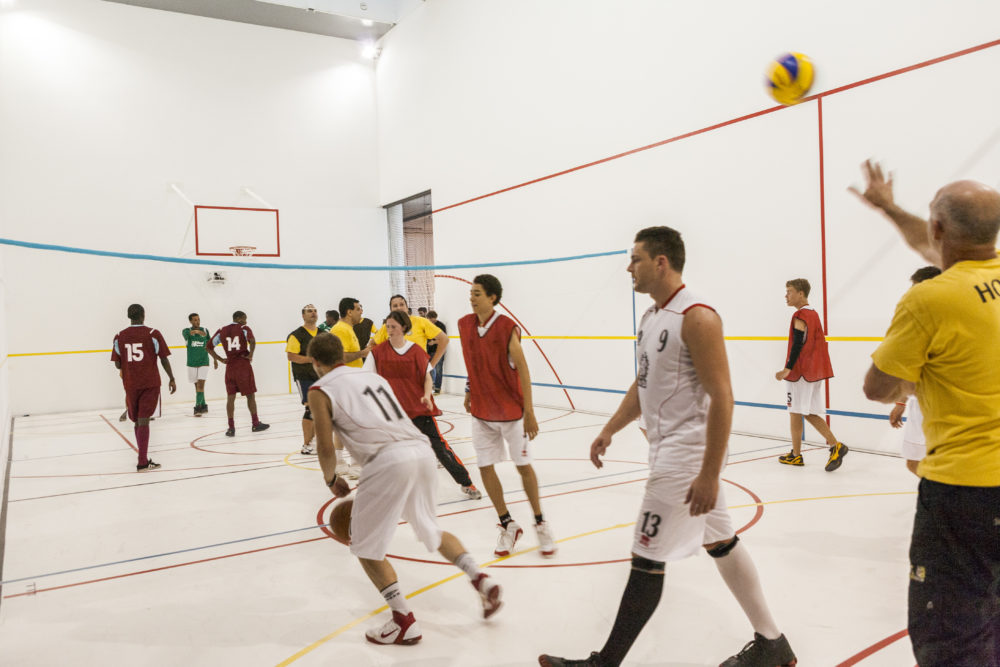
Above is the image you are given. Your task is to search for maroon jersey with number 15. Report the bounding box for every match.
[213,323,255,360]
[111,325,170,391]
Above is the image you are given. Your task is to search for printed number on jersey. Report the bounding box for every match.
[124,343,144,362]
[363,386,404,421]
[226,336,241,351]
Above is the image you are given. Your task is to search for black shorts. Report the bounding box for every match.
[296,377,316,405]
[908,478,1000,666]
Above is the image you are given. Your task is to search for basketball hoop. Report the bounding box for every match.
[229,245,257,257]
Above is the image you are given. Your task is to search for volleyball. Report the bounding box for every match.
[329,499,353,544]
[766,52,814,105]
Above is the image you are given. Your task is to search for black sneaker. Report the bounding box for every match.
[197,404,208,414]
[136,460,161,472]
[225,427,236,437]
[720,632,797,666]
[251,422,270,432]
[193,405,202,418]
[825,442,849,472]
[538,652,602,667]
[119,410,128,422]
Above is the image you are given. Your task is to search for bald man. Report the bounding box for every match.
[853,162,1000,666]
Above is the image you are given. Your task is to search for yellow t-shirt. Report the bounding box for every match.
[331,320,363,368]
[871,255,1000,486]
[373,315,442,350]
[285,327,318,355]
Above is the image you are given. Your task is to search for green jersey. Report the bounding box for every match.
[318,322,333,333]
[182,327,211,367]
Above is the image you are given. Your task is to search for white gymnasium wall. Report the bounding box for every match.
[0,0,387,414]
[375,0,1000,452]
[0,249,9,499]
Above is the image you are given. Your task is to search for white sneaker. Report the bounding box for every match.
[345,463,362,479]
[461,485,482,500]
[472,573,503,619]
[535,521,557,557]
[364,610,422,646]
[494,520,522,557]
[300,443,315,455]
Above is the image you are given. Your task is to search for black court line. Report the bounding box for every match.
[8,462,290,503]
[0,417,15,610]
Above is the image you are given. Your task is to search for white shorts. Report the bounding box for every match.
[471,418,532,467]
[632,470,735,562]
[785,379,825,416]
[349,442,443,561]
[902,397,926,462]
[187,365,209,383]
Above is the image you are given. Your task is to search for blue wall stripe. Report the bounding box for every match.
[444,375,891,421]
[0,237,625,271]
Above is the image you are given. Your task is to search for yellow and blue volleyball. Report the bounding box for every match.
[766,52,814,105]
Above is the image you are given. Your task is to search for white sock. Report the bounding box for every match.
[453,552,482,580]
[380,581,410,614]
[713,541,782,640]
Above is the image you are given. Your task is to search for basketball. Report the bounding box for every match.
[766,52,814,105]
[329,499,353,544]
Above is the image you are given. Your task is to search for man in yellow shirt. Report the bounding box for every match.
[332,297,373,368]
[373,294,449,370]
[856,164,1000,666]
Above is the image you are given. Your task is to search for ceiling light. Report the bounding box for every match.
[361,18,374,26]
[361,41,379,59]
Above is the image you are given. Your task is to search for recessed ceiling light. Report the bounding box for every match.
[361,18,374,26]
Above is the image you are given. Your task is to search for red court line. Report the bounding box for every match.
[2,537,326,599]
[437,419,454,435]
[431,37,1000,217]
[436,274,576,410]
[9,450,786,596]
[835,628,910,666]
[11,458,290,478]
[189,430,298,456]
[99,414,137,453]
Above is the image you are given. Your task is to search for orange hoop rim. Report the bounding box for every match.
[228,245,257,257]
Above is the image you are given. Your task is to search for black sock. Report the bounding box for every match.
[598,557,665,667]
[535,513,544,524]
[498,512,512,529]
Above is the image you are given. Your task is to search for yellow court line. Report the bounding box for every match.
[275,489,912,665]
[8,336,886,358]
[282,452,321,472]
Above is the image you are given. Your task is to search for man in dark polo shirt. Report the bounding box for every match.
[287,304,320,455]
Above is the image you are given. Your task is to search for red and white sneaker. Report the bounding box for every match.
[535,521,557,557]
[472,573,503,619]
[364,611,422,646]
[494,520,523,557]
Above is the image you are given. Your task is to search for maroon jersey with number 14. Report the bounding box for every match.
[213,323,255,360]
[111,325,170,391]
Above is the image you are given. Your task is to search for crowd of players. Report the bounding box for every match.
[110,160,1000,666]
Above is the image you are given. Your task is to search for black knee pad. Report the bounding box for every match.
[303,406,312,421]
[706,535,740,559]
[631,555,665,573]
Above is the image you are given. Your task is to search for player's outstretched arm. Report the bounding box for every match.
[683,307,733,516]
[590,380,641,469]
[308,388,349,497]
[160,357,177,394]
[848,159,941,266]
[863,363,914,404]
[508,329,538,440]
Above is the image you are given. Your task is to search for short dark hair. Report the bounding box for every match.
[188,312,198,322]
[325,310,340,321]
[232,310,246,321]
[785,279,810,298]
[427,310,438,319]
[935,189,1000,245]
[307,332,344,366]
[634,226,685,272]
[473,274,503,305]
[387,310,412,334]
[338,298,359,317]
[417,307,427,314]
[910,265,942,284]
[127,304,144,321]
[389,294,407,306]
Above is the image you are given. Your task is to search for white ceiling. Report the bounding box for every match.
[103,0,423,42]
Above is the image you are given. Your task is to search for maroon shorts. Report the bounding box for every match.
[125,386,160,420]
[225,359,257,396]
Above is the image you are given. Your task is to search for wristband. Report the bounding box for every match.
[895,402,906,407]
[326,474,339,488]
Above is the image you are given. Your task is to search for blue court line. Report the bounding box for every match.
[0,237,625,270]
[445,375,892,421]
